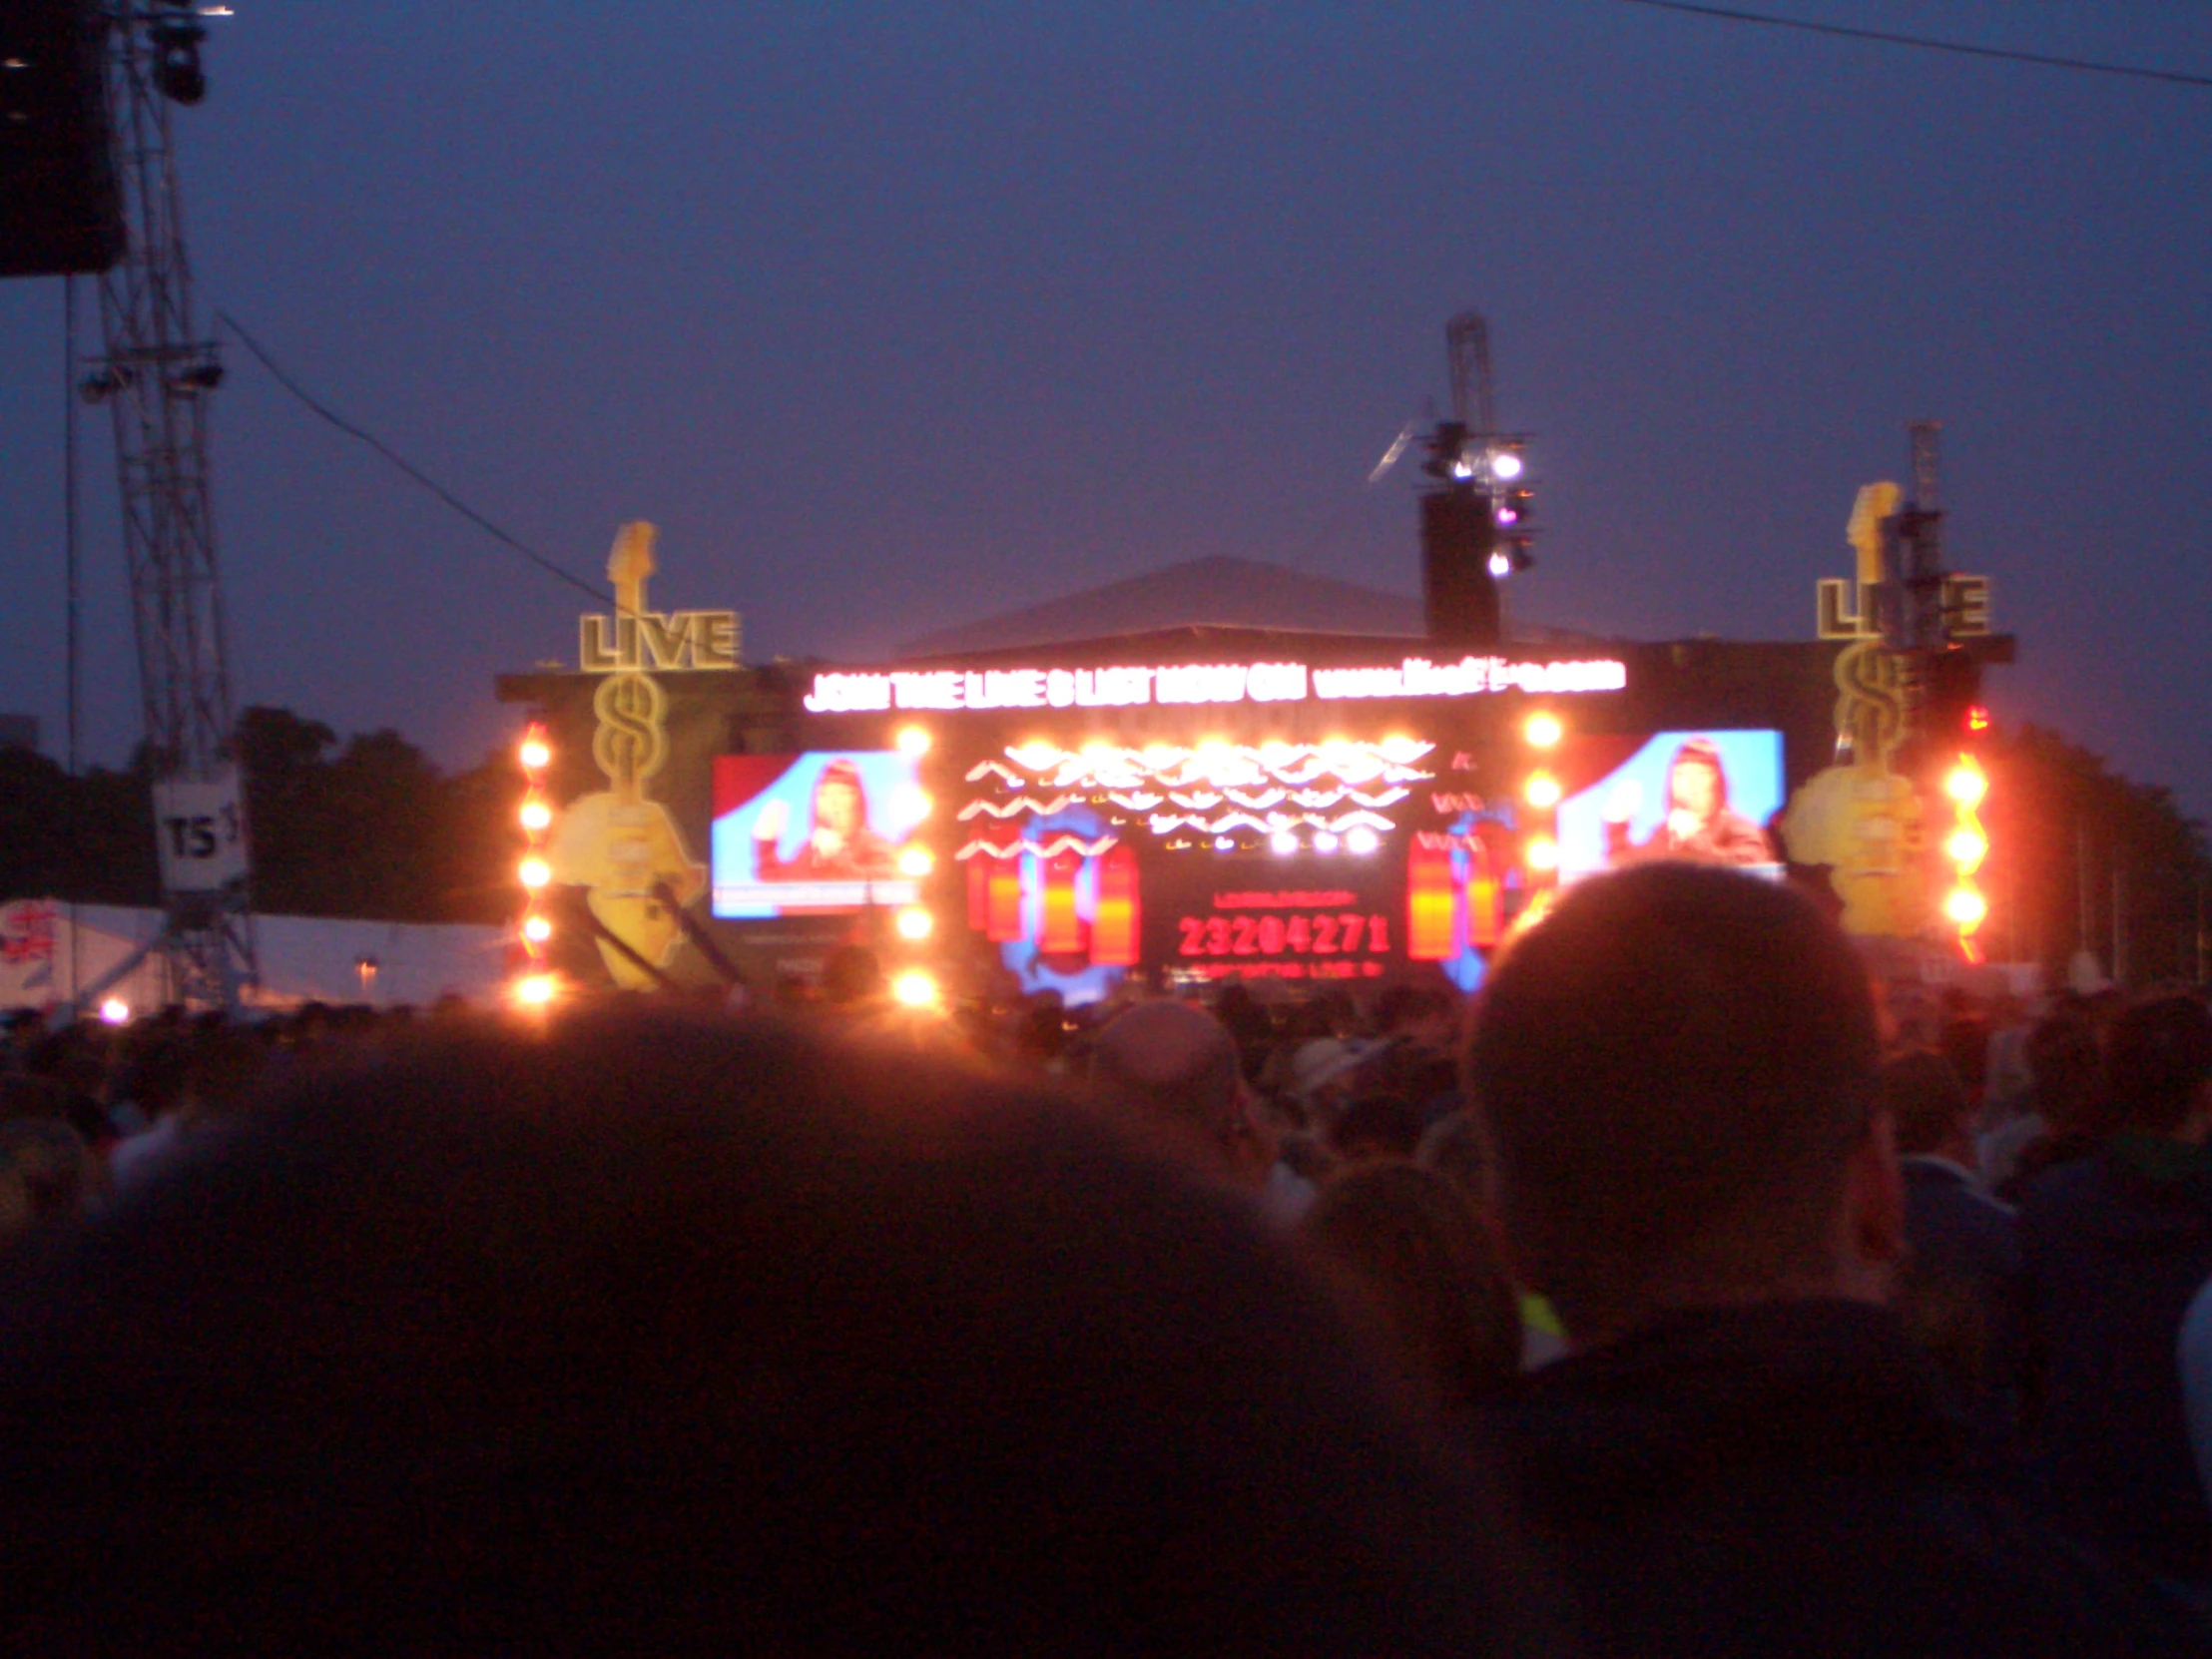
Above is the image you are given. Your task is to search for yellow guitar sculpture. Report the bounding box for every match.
[547,522,708,988]
[1780,486,1930,937]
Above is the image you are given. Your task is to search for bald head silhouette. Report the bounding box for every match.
[1089,1001,1258,1181]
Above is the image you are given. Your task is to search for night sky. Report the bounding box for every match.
[2,3,2207,817]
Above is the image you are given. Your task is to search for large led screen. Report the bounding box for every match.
[711,752,927,917]
[1553,730,1785,884]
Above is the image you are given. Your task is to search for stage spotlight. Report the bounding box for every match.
[891,969,940,1009]
[1945,760,1987,809]
[1345,827,1381,855]
[99,998,131,1026]
[519,799,552,831]
[518,735,551,771]
[895,906,933,940]
[518,856,551,889]
[1213,835,1236,852]
[513,973,557,1008]
[1314,830,1341,853]
[897,846,933,877]
[1270,830,1300,855]
[153,14,208,105]
[1524,712,1562,748]
[1526,834,1560,871]
[1944,887,1988,927]
[1946,829,1988,870]
[1489,449,1524,481]
[522,914,552,944]
[896,726,931,757]
[1488,550,1512,578]
[1524,773,1561,810]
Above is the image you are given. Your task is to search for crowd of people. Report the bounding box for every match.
[2,864,2210,1653]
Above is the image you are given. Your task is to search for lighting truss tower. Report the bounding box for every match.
[82,2,256,1008]
[1416,311,1532,649]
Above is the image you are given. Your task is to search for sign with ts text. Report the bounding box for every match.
[152,767,250,893]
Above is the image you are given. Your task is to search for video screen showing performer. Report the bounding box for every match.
[1555,731,1784,884]
[754,759,898,881]
[709,752,926,917]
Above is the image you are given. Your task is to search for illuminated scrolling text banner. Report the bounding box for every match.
[803,656,1629,715]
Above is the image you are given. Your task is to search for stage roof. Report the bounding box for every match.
[900,556,1424,657]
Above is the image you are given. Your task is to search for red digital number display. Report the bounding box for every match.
[1176,912,1392,957]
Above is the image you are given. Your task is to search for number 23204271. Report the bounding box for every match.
[1177,912,1391,957]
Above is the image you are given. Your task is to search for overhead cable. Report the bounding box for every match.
[1605,0,2212,89]
[214,310,613,606]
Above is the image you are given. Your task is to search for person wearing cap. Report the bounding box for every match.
[1467,862,2200,1655]
[1601,737,1774,868]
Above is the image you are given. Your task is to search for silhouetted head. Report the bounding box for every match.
[1089,999,1245,1160]
[1468,863,1886,1345]
[0,1008,1538,1655]
[2106,992,2212,1138]
[1302,1161,1521,1415]
[1879,1050,1973,1159]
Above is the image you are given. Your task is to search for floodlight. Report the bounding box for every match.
[891,969,940,1008]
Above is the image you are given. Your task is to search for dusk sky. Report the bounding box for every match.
[2,3,2207,816]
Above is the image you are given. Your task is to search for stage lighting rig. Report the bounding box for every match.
[1404,312,1539,642]
[150,6,206,104]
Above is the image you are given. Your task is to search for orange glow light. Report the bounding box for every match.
[1944,887,1988,928]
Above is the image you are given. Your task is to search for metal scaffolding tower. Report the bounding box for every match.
[79,2,256,1008]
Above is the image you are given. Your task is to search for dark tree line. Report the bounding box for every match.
[0,707,519,926]
[1980,724,2210,989]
